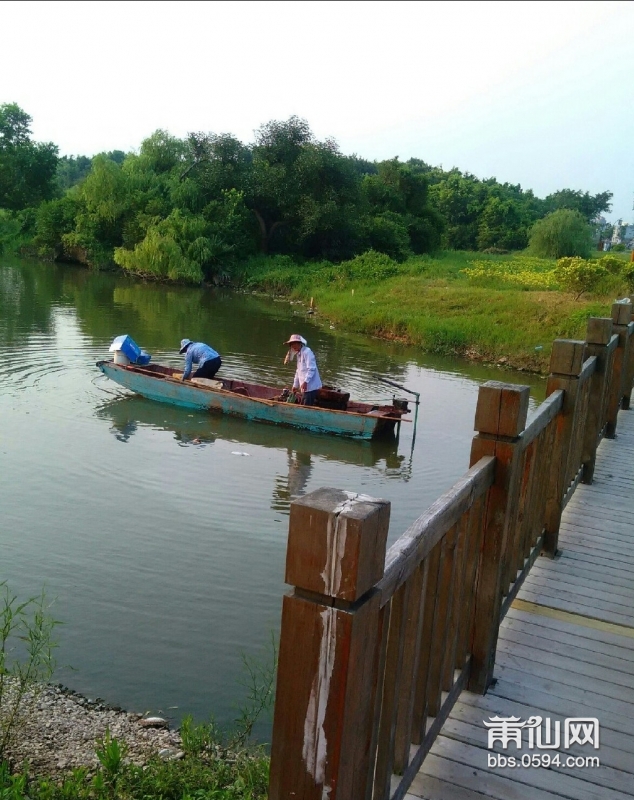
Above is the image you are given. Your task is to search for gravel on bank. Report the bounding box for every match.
[3,683,184,779]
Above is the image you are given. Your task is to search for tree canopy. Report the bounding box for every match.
[1,105,615,284]
[0,103,58,210]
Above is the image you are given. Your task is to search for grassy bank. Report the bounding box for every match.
[0,748,269,799]
[235,250,633,373]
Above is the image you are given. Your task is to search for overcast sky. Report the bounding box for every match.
[2,0,632,220]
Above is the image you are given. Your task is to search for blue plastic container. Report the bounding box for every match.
[109,335,142,363]
[137,350,151,366]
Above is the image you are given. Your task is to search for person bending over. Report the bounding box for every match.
[179,338,222,381]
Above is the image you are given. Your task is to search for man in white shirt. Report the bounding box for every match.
[283,334,322,406]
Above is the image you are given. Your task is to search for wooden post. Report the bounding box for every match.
[468,381,529,694]
[544,339,586,558]
[543,339,585,555]
[620,298,634,410]
[581,318,614,483]
[605,301,634,437]
[269,488,390,800]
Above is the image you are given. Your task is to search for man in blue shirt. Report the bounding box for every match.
[179,339,222,381]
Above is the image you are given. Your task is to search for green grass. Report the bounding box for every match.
[234,250,633,372]
[0,751,269,799]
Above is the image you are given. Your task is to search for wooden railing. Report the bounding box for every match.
[268,300,634,800]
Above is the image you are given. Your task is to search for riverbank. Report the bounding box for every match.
[235,250,632,373]
[3,682,182,778]
[2,682,269,799]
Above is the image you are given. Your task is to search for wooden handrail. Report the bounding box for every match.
[268,310,634,800]
[520,389,563,448]
[377,456,495,606]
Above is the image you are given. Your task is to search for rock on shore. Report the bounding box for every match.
[4,683,183,778]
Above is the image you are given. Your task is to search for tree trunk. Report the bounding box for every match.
[252,210,285,253]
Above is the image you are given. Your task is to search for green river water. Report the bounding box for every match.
[0,257,546,735]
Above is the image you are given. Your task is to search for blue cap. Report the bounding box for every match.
[179,338,193,354]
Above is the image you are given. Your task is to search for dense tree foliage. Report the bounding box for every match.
[0,103,58,210]
[55,151,125,192]
[33,117,446,281]
[405,160,611,252]
[3,105,616,283]
[543,189,612,223]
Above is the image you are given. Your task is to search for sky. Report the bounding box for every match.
[1,0,633,221]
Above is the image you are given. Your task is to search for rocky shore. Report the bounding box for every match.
[4,683,184,778]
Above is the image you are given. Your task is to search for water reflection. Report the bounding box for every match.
[272,450,314,510]
[95,393,410,515]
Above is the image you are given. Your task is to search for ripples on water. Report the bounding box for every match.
[0,258,546,730]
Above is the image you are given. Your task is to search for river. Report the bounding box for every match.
[0,257,545,734]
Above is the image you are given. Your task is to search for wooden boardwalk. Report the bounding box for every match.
[409,409,634,800]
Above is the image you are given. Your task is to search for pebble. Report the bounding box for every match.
[3,681,183,779]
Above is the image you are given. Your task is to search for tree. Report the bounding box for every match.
[543,189,612,223]
[362,159,443,257]
[528,209,594,258]
[245,116,363,259]
[56,155,93,191]
[0,103,58,210]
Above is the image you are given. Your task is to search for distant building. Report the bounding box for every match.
[622,224,634,246]
[611,219,634,249]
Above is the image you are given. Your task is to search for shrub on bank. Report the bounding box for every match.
[554,257,608,299]
[461,257,557,290]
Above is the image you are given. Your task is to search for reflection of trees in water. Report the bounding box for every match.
[2,259,416,410]
[0,259,66,343]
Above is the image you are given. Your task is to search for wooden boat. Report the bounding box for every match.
[96,361,409,440]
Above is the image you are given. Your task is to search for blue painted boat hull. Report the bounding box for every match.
[96,361,400,440]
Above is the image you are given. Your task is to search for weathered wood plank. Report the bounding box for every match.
[529,560,634,593]
[495,638,634,689]
[440,717,634,793]
[373,583,409,799]
[393,562,426,773]
[411,544,442,744]
[528,563,634,598]
[468,383,529,691]
[523,572,634,608]
[515,585,634,627]
[404,773,493,800]
[506,602,634,648]
[423,737,633,800]
[412,752,581,800]
[494,658,634,705]
[520,389,563,448]
[544,340,586,554]
[498,621,634,671]
[490,675,634,738]
[451,696,634,762]
[378,457,495,606]
[427,525,459,715]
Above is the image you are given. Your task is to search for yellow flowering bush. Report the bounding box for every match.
[554,257,608,299]
[461,258,558,289]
